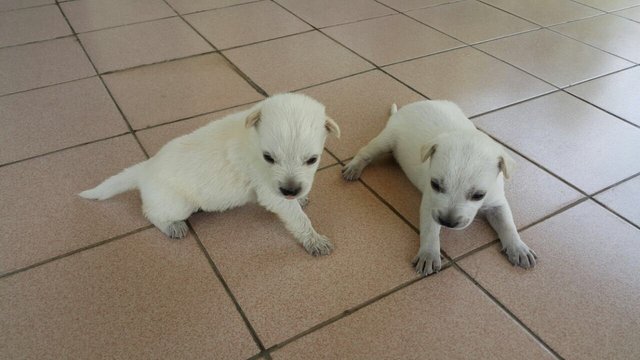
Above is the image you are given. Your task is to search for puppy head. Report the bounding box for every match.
[421,131,514,229]
[246,93,340,200]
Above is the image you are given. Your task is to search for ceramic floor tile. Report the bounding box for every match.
[0,77,128,165]
[185,1,311,50]
[224,31,373,94]
[275,0,395,28]
[299,70,424,160]
[384,47,555,117]
[573,0,640,11]
[0,5,71,47]
[191,167,420,346]
[358,147,583,258]
[615,5,640,21]
[475,92,640,193]
[459,201,640,359]
[273,268,554,359]
[0,229,258,359]
[103,53,263,129]
[166,0,257,14]
[407,0,539,44]
[323,14,462,66]
[0,0,53,11]
[566,66,640,126]
[552,15,640,63]
[481,0,603,26]
[0,37,95,96]
[477,29,633,87]
[60,0,175,32]
[79,17,212,73]
[376,0,459,11]
[0,135,149,275]
[595,176,640,226]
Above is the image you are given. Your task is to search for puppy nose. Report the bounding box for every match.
[438,216,459,228]
[279,186,300,197]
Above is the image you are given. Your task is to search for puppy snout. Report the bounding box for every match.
[279,185,301,197]
[437,216,460,228]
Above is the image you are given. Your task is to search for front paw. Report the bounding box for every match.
[303,233,334,256]
[503,242,537,269]
[298,196,309,208]
[341,160,364,181]
[412,250,442,275]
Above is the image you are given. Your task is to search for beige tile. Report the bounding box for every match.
[191,167,420,346]
[185,1,311,49]
[0,136,149,275]
[79,17,212,73]
[359,148,583,258]
[552,15,640,63]
[384,47,555,116]
[0,0,53,11]
[475,92,640,193]
[166,0,257,14]
[273,268,554,359]
[596,176,640,226]
[224,31,372,94]
[0,229,258,359]
[407,0,539,44]
[566,67,640,126]
[0,78,128,165]
[459,201,640,359]
[61,0,175,32]
[0,5,70,47]
[0,37,95,96]
[574,0,640,11]
[377,0,459,11]
[103,53,263,129]
[482,0,602,26]
[477,29,632,87]
[275,0,394,27]
[324,14,462,66]
[299,71,424,160]
[615,5,640,21]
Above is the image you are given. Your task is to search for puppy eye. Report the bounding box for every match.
[430,179,443,193]
[263,153,275,164]
[305,156,318,165]
[470,192,486,201]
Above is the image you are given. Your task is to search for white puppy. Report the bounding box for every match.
[342,100,536,274]
[80,93,340,256]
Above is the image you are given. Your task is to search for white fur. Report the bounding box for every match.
[343,100,536,274]
[80,93,340,256]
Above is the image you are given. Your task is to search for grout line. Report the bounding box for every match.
[179,0,264,16]
[590,170,640,197]
[0,2,58,13]
[0,74,97,99]
[0,225,154,279]
[186,222,267,352]
[98,49,218,75]
[377,0,465,12]
[562,87,640,130]
[0,34,76,51]
[468,89,561,119]
[590,197,640,231]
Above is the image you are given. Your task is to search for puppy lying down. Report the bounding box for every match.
[343,100,536,275]
[81,93,340,256]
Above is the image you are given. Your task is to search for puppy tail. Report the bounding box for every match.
[390,103,398,115]
[79,162,145,200]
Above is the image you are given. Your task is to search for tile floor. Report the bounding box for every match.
[1,0,639,359]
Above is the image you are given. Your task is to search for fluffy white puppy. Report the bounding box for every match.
[342,100,536,274]
[80,93,340,256]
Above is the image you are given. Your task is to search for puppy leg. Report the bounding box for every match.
[342,129,394,181]
[140,184,195,239]
[297,195,309,208]
[485,201,537,268]
[413,196,442,275]
[258,191,332,256]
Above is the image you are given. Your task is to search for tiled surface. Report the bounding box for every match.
[477,29,633,87]
[459,201,640,359]
[3,2,640,358]
[0,5,70,47]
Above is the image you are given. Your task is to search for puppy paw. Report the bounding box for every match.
[412,250,442,275]
[298,196,310,208]
[303,233,334,256]
[341,161,364,181]
[165,221,189,239]
[503,242,537,269]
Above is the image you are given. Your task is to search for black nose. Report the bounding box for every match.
[438,217,459,228]
[279,186,300,197]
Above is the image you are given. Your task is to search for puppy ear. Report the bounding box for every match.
[245,110,261,128]
[325,116,341,138]
[420,144,437,163]
[498,152,516,179]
